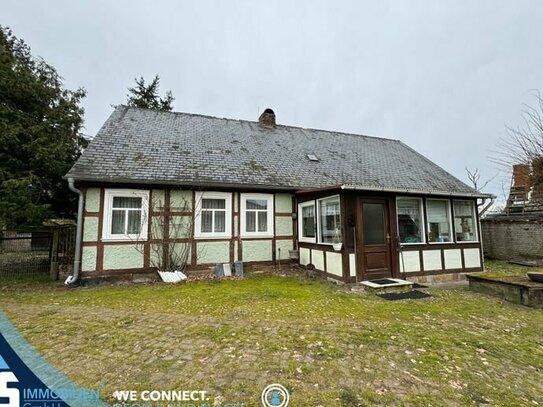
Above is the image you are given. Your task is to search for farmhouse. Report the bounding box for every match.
[65,106,490,284]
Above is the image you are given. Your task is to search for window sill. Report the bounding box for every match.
[240,233,274,239]
[102,236,148,242]
[194,235,232,240]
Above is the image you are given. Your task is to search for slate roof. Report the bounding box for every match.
[66,106,487,197]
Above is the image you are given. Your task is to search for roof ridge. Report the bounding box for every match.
[117,105,401,143]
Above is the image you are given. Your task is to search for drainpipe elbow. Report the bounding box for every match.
[66,177,84,286]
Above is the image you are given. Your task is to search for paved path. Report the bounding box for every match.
[0,311,108,407]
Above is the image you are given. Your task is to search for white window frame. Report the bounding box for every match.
[425,198,454,244]
[194,191,232,239]
[316,195,341,245]
[240,193,274,237]
[102,189,149,241]
[396,197,425,245]
[298,200,316,243]
[453,199,479,243]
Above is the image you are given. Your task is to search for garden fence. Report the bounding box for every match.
[0,226,75,279]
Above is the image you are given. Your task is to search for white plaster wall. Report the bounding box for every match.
[312,249,325,272]
[464,248,481,268]
[276,240,294,260]
[444,249,462,269]
[81,246,97,272]
[326,251,342,277]
[400,251,421,272]
[349,253,356,277]
[422,250,442,271]
[299,247,310,266]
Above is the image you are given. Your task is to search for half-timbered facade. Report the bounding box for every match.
[66,106,490,283]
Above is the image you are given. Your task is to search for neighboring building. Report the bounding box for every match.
[483,160,543,260]
[65,106,490,283]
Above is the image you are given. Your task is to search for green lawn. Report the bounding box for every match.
[481,258,543,277]
[1,263,542,406]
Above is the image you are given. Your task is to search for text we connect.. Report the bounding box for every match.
[113,390,208,402]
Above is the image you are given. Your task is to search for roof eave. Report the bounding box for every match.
[64,174,300,192]
[64,175,494,199]
[339,184,494,199]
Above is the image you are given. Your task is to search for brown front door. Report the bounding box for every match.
[357,198,393,280]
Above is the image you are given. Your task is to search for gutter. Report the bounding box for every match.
[62,175,300,192]
[65,178,84,285]
[339,184,493,199]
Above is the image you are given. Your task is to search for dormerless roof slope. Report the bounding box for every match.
[66,106,487,197]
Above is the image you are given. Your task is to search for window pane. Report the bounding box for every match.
[215,211,226,233]
[201,211,213,233]
[258,211,268,232]
[397,198,423,243]
[246,199,267,210]
[246,211,256,232]
[319,197,341,243]
[427,200,451,242]
[111,210,125,234]
[113,197,142,209]
[127,210,142,234]
[302,204,315,238]
[454,201,477,241]
[363,203,385,245]
[202,198,225,209]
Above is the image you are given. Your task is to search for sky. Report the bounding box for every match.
[3,1,543,202]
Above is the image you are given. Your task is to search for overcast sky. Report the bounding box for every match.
[3,1,543,201]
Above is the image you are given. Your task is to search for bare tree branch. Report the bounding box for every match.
[133,188,205,274]
[492,90,543,168]
[465,167,499,191]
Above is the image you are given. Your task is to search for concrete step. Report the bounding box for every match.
[360,278,414,294]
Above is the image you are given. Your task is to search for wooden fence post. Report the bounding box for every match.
[49,228,59,280]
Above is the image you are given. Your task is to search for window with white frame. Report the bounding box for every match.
[453,200,478,242]
[298,201,316,242]
[103,189,149,240]
[317,195,341,244]
[241,193,274,237]
[397,197,424,244]
[426,199,452,243]
[195,192,232,238]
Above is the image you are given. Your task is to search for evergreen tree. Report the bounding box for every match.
[0,26,87,227]
[127,75,174,111]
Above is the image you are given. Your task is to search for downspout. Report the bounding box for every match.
[65,177,84,285]
[477,196,496,271]
[478,196,496,217]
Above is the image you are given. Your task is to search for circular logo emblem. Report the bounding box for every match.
[261,384,289,407]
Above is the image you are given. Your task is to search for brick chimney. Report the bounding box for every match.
[506,164,530,213]
[512,164,530,188]
[259,108,276,128]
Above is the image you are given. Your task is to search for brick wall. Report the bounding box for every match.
[481,217,543,259]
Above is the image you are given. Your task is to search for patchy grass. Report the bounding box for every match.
[474,258,543,278]
[1,271,542,406]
